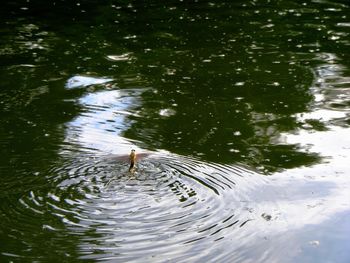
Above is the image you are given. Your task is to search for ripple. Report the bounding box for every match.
[106,53,134,62]
[311,53,350,115]
[13,152,266,261]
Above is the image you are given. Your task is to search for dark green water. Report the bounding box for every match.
[1,0,350,262]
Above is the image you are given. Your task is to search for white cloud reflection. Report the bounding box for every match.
[63,87,144,155]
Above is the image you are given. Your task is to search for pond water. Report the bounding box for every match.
[1,0,350,262]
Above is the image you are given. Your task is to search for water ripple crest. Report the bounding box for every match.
[16,153,266,261]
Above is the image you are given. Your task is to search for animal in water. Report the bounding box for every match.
[129,149,136,172]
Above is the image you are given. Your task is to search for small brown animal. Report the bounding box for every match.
[129,149,136,171]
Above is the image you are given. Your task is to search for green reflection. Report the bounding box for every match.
[1,0,350,261]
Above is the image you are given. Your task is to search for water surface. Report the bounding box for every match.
[1,0,350,262]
